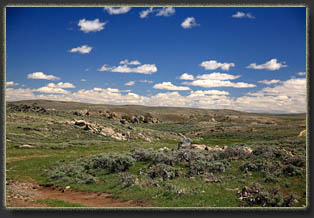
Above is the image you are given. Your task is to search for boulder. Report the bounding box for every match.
[298,129,306,137]
[177,138,192,149]
[74,120,86,126]
[120,119,128,124]
[191,144,208,150]
[19,144,34,148]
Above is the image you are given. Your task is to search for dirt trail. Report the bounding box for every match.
[6,180,148,208]
[6,155,51,163]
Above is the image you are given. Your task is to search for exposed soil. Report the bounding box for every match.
[5,180,149,208]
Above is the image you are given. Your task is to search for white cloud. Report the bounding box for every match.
[98,64,111,72]
[298,72,306,76]
[98,61,157,75]
[258,79,281,85]
[196,72,240,80]
[181,17,200,29]
[6,88,36,101]
[189,90,229,97]
[104,7,131,15]
[68,45,92,54]
[183,79,256,88]
[236,78,306,113]
[179,73,194,80]
[119,59,141,65]
[246,13,255,19]
[153,82,190,91]
[125,81,135,86]
[27,72,60,81]
[232,12,255,19]
[6,81,19,86]
[6,77,306,113]
[78,19,106,33]
[200,60,235,71]
[47,82,75,88]
[246,59,287,71]
[139,7,154,18]
[156,7,175,17]
[35,86,70,94]
[139,80,153,84]
[80,79,87,82]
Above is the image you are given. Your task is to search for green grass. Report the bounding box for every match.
[36,198,86,207]
[5,101,307,208]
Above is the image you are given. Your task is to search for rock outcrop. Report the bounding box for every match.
[73,109,89,116]
[298,129,306,137]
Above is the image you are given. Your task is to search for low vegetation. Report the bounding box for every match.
[6,100,307,207]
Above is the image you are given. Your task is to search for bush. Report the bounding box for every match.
[129,148,154,162]
[174,149,214,163]
[264,173,280,183]
[48,160,97,184]
[238,183,297,207]
[119,172,137,187]
[252,146,275,158]
[147,163,179,181]
[87,153,135,173]
[217,145,251,160]
[189,160,228,176]
[282,165,303,177]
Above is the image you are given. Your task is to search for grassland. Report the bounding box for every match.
[5,100,307,208]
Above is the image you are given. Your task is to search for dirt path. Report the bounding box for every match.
[5,180,149,208]
[6,155,52,163]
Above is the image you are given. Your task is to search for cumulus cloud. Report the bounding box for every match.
[196,72,240,80]
[153,82,190,91]
[232,11,255,19]
[104,7,131,15]
[139,80,153,83]
[298,72,306,76]
[183,79,256,88]
[139,7,175,18]
[258,79,281,85]
[236,78,306,113]
[125,81,135,86]
[182,72,254,88]
[246,59,287,71]
[6,81,19,86]
[200,60,235,71]
[179,73,194,80]
[189,90,229,97]
[6,77,306,113]
[78,19,107,33]
[80,79,87,82]
[156,7,175,17]
[35,86,70,94]
[119,59,141,65]
[68,45,92,54]
[27,72,60,80]
[98,61,157,74]
[47,82,75,88]
[139,7,154,18]
[181,17,200,29]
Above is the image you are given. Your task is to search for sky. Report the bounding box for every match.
[6,7,306,113]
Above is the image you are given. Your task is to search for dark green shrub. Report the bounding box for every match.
[189,160,228,176]
[282,165,302,177]
[119,172,137,187]
[252,146,275,158]
[147,163,179,181]
[129,148,154,161]
[87,153,135,173]
[238,183,296,207]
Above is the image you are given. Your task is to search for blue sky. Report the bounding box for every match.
[6,7,306,113]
